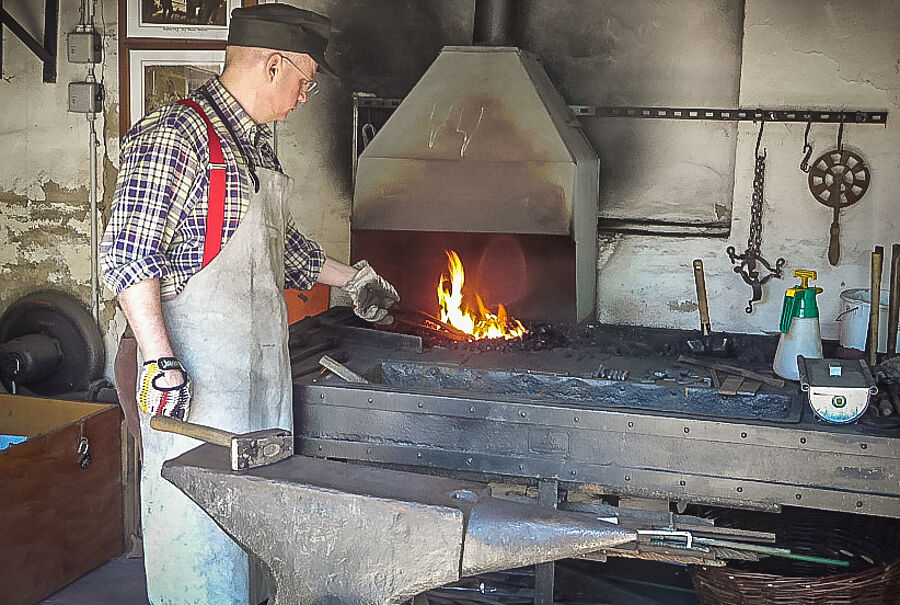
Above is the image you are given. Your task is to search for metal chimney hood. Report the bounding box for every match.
[353,46,599,322]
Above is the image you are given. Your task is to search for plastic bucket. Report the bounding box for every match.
[837,288,899,353]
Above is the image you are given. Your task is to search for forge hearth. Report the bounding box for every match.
[352,47,599,323]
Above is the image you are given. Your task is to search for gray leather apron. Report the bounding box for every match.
[138,165,293,605]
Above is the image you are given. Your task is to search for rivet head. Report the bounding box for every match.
[628,421,634,428]
[679,480,686,486]
[684,427,690,434]
[800,437,807,444]
[860,443,868,450]
[519,464,524,470]
[416,452,422,458]
[795,493,802,500]
[367,397,373,403]
[571,469,577,475]
[520,411,527,417]
[417,402,424,408]
[573,416,579,423]
[741,432,748,439]
[470,406,476,413]
[466,457,473,465]
[736,487,743,493]
[625,475,631,481]
[856,501,864,508]
[320,393,325,399]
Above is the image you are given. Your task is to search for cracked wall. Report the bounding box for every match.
[0,0,121,377]
[589,0,900,339]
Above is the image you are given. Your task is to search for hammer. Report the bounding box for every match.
[150,416,293,470]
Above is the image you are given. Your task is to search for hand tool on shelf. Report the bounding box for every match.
[687,259,729,354]
[888,244,900,358]
[677,355,784,388]
[694,259,712,337]
[868,246,884,367]
[149,416,292,470]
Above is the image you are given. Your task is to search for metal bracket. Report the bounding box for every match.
[0,0,58,83]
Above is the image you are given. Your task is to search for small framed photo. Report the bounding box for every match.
[126,0,241,40]
[128,49,225,127]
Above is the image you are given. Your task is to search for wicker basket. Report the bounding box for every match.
[690,507,900,605]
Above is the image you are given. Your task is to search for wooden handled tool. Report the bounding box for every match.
[693,259,711,336]
[888,244,900,358]
[150,416,293,470]
[868,246,884,367]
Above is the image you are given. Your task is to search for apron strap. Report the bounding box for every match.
[177,98,226,268]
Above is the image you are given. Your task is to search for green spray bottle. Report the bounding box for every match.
[773,269,823,380]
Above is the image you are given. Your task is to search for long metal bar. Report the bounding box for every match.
[42,0,57,83]
[355,96,888,125]
[534,480,558,605]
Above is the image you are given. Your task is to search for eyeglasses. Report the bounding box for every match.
[278,54,319,95]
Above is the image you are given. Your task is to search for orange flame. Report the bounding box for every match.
[437,251,526,340]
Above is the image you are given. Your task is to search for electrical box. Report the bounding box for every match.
[68,82,103,113]
[66,31,102,64]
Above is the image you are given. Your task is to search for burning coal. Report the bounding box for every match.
[437,251,526,340]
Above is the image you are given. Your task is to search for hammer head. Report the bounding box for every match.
[231,429,293,470]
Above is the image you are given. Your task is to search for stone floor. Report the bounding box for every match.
[39,557,149,605]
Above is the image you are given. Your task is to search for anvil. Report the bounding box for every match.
[162,443,636,604]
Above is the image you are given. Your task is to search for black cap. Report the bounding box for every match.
[228,4,336,77]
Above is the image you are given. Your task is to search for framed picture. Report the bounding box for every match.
[126,0,241,39]
[128,49,225,127]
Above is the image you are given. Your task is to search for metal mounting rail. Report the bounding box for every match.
[355,97,888,125]
[0,0,58,83]
[568,106,888,124]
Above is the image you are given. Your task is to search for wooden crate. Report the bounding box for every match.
[0,395,123,605]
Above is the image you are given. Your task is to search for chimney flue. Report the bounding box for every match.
[473,0,518,46]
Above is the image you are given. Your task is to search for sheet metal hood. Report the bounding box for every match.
[353,46,599,322]
[353,46,599,237]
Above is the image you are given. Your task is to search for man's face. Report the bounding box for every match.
[267,52,318,122]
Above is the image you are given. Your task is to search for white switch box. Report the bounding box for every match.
[67,31,102,64]
[68,82,103,113]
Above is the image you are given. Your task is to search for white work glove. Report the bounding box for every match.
[137,357,191,420]
[341,260,399,324]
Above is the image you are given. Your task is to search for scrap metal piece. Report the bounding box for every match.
[162,444,636,605]
[320,354,369,384]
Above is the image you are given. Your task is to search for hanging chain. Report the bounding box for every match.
[726,122,785,313]
[747,154,766,254]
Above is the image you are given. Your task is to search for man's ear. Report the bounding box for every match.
[264,53,281,82]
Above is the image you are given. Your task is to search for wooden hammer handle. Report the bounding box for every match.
[150,415,233,448]
[868,246,884,367]
[693,259,711,335]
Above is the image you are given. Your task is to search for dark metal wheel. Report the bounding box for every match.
[0,290,104,396]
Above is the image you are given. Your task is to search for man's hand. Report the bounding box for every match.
[341,260,399,323]
[138,357,192,420]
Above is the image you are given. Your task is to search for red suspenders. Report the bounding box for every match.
[177,99,226,268]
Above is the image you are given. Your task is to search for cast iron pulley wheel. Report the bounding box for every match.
[807,148,870,266]
[807,149,869,207]
[0,290,104,396]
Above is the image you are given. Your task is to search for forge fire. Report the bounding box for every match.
[436,251,526,341]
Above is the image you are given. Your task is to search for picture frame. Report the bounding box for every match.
[128,49,225,127]
[126,0,241,40]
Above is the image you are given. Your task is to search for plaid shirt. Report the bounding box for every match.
[101,77,325,299]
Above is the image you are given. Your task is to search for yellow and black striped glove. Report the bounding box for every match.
[137,357,191,420]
